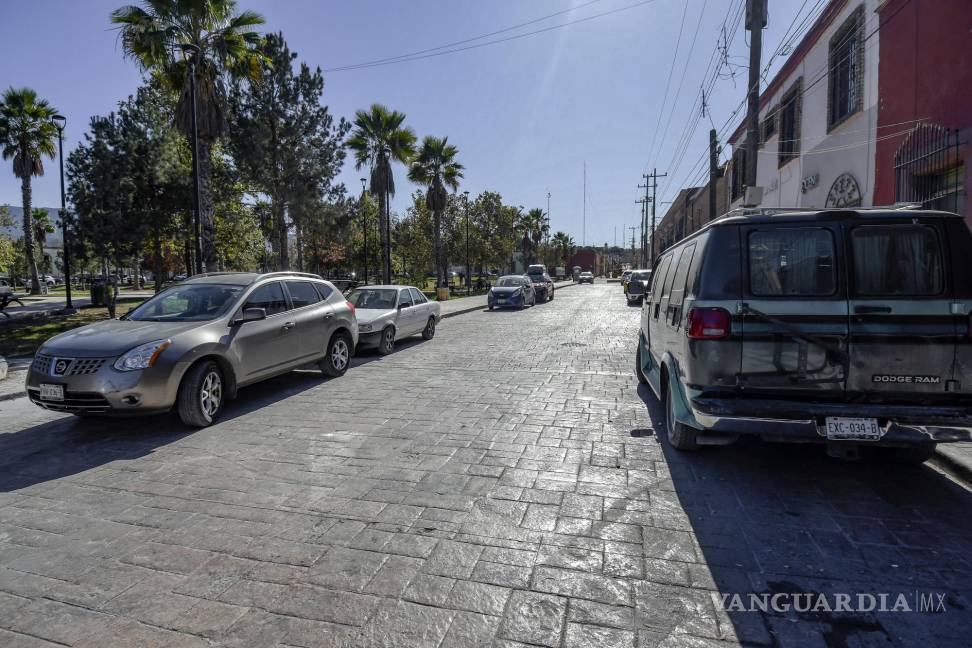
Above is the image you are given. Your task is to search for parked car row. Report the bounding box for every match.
[487,265,556,310]
[26,272,441,428]
[635,207,972,463]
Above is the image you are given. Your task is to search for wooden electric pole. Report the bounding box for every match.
[709,128,720,221]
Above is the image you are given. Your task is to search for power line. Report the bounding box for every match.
[644,0,690,166]
[324,0,660,72]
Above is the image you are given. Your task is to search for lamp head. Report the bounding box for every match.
[51,114,66,131]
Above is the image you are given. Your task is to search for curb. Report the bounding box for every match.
[930,448,972,485]
[0,389,26,403]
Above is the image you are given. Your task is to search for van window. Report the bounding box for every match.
[852,225,943,296]
[650,254,674,319]
[668,243,697,327]
[748,228,835,296]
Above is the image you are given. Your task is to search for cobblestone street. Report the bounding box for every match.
[1,281,971,647]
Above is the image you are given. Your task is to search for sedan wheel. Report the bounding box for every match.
[422,317,436,340]
[378,326,396,355]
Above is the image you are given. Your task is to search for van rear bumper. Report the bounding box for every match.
[689,396,972,444]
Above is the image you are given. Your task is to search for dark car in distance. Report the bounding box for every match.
[625,269,652,305]
[488,275,537,310]
[636,207,972,463]
[526,265,554,302]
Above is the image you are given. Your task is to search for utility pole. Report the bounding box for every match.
[643,168,667,266]
[582,162,587,247]
[709,129,720,221]
[627,225,637,267]
[635,196,647,267]
[745,0,766,190]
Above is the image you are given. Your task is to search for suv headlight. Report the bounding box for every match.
[113,339,172,371]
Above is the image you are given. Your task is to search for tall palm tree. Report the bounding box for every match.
[111,0,267,272]
[407,136,463,293]
[346,104,416,284]
[522,207,547,264]
[0,87,58,294]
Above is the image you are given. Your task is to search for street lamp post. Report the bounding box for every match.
[360,178,368,285]
[181,44,204,275]
[463,191,470,295]
[51,114,74,313]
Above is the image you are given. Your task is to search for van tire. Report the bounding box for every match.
[177,360,223,428]
[635,343,649,385]
[664,378,699,451]
[890,444,937,464]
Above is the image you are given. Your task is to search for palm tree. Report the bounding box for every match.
[407,136,463,293]
[552,231,576,268]
[521,207,547,264]
[346,104,416,284]
[0,87,58,294]
[111,0,267,272]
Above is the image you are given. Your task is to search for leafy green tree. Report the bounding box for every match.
[0,87,58,293]
[407,136,463,291]
[0,205,15,274]
[228,33,348,270]
[111,0,267,271]
[551,231,576,268]
[346,104,416,284]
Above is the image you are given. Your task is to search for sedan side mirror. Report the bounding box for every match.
[234,307,266,325]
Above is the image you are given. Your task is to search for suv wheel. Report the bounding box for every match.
[422,317,436,340]
[320,331,352,377]
[177,360,223,428]
[378,326,396,355]
[664,380,699,451]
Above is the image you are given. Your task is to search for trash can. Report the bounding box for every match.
[90,278,107,306]
[436,286,450,301]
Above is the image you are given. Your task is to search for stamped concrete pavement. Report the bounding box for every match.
[0,281,971,647]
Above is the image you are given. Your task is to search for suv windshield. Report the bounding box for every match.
[631,271,651,282]
[127,284,243,322]
[349,288,399,309]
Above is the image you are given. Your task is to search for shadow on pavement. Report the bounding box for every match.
[0,369,334,493]
[635,384,972,646]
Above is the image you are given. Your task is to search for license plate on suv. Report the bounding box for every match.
[825,417,882,441]
[39,383,65,401]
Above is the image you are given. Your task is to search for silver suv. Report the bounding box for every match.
[26,272,358,427]
[636,208,972,462]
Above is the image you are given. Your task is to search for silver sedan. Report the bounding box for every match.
[349,285,442,355]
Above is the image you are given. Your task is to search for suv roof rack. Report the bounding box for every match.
[258,271,324,280]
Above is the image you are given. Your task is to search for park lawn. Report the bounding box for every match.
[0,303,138,358]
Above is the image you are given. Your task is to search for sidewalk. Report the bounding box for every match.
[0,356,31,402]
[2,290,154,319]
[437,279,577,318]
[932,442,972,483]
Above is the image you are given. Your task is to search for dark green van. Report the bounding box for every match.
[636,208,972,462]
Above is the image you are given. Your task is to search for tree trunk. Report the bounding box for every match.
[379,190,391,284]
[20,176,41,294]
[274,203,288,270]
[197,137,217,272]
[294,218,304,272]
[154,227,164,295]
[434,207,444,289]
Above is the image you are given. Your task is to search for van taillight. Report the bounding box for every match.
[687,307,731,340]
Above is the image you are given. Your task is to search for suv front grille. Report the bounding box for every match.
[31,355,107,376]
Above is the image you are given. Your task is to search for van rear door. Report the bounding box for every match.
[846,219,956,397]
[739,224,848,395]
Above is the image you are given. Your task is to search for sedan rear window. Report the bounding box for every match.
[852,225,943,295]
[749,228,836,296]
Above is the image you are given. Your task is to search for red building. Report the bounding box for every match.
[873,0,971,225]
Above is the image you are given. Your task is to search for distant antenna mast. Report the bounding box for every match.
[582,161,587,247]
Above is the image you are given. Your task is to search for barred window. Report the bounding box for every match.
[762,110,777,143]
[778,79,802,167]
[828,6,864,130]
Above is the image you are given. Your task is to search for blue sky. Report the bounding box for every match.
[0,0,810,247]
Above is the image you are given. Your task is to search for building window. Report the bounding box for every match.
[731,148,747,201]
[778,79,802,167]
[828,6,864,131]
[894,123,966,215]
[761,110,777,143]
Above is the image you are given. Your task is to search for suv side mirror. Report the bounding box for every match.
[234,307,266,325]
